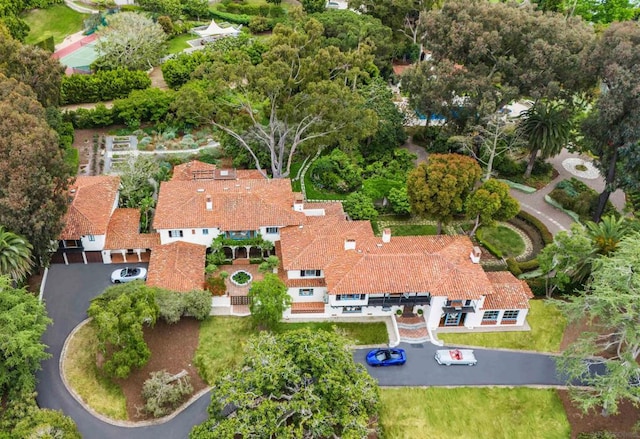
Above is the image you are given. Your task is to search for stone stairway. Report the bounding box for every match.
[395,315,430,344]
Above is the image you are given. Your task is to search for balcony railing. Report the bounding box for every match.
[367,295,431,307]
[442,305,477,313]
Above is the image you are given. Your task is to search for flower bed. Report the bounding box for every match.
[231,270,252,286]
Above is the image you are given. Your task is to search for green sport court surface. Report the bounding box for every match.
[60,41,98,69]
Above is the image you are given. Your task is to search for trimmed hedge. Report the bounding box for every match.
[476,228,503,259]
[516,211,553,245]
[525,277,546,297]
[517,258,540,272]
[506,257,522,276]
[61,70,152,105]
[209,8,251,25]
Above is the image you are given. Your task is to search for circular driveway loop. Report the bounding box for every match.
[38,264,568,439]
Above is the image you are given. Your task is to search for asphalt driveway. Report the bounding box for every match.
[355,343,565,387]
[37,264,570,439]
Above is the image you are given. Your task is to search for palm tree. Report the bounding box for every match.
[519,100,573,179]
[0,226,33,283]
[585,215,629,256]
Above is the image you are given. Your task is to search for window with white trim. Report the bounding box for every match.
[298,289,314,297]
[300,269,321,277]
[168,230,184,238]
[482,310,499,321]
[502,310,519,320]
[337,294,364,301]
[88,235,95,242]
[203,229,209,235]
[266,227,279,234]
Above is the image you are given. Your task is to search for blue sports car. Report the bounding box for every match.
[366,348,407,366]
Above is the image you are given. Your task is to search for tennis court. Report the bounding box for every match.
[60,41,98,69]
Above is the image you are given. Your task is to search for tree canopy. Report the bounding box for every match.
[190,329,380,438]
[407,153,481,233]
[206,18,378,178]
[556,232,640,415]
[403,0,595,131]
[0,74,72,267]
[582,21,640,222]
[247,273,290,330]
[465,179,520,237]
[95,12,167,71]
[0,226,33,283]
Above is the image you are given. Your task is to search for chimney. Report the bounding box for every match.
[344,239,356,251]
[470,246,481,264]
[382,228,391,243]
[293,200,304,212]
[206,195,213,211]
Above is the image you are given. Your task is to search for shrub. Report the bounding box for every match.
[516,211,553,245]
[206,276,226,296]
[517,258,540,272]
[525,277,546,297]
[343,191,378,220]
[310,149,362,193]
[249,16,271,33]
[209,8,252,25]
[505,257,522,276]
[64,147,79,173]
[183,290,212,320]
[494,154,526,177]
[577,432,616,439]
[60,69,151,105]
[142,370,193,418]
[155,289,185,324]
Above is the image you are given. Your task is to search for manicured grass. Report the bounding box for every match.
[194,317,255,385]
[388,224,438,236]
[166,34,194,54]
[23,5,88,45]
[439,300,567,352]
[380,387,570,439]
[274,321,388,345]
[477,224,525,258]
[62,322,127,420]
[195,317,389,385]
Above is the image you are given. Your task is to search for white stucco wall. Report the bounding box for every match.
[81,234,106,251]
[158,228,220,246]
[286,269,324,279]
[259,226,281,242]
[426,296,447,329]
[327,295,368,307]
[288,287,327,303]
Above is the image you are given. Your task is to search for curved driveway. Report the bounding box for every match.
[38,264,568,439]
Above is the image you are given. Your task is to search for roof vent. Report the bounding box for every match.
[223,187,229,191]
[382,228,391,243]
[246,186,251,190]
[70,189,76,194]
[220,170,229,176]
[197,188,205,193]
[206,196,213,211]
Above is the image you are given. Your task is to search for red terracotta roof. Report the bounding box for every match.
[60,176,120,240]
[153,179,305,230]
[146,241,206,293]
[483,272,534,310]
[291,302,325,313]
[171,160,267,182]
[171,160,218,181]
[104,208,160,250]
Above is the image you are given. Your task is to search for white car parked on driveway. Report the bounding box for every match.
[110,267,147,283]
[435,349,477,366]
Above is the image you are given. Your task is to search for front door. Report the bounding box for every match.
[444,312,462,326]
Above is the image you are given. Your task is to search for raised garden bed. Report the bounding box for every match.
[231,270,252,286]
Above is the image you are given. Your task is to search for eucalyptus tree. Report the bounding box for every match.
[207,19,378,178]
[582,21,640,222]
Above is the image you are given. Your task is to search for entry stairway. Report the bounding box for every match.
[395,315,431,344]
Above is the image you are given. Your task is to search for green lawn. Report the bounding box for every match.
[439,300,567,352]
[166,34,194,54]
[274,321,388,345]
[23,5,88,45]
[62,322,127,420]
[477,224,525,258]
[195,317,389,385]
[303,167,349,201]
[380,388,570,439]
[388,224,438,236]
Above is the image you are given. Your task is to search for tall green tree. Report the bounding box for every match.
[11,408,81,439]
[247,274,290,330]
[582,21,640,222]
[207,19,378,178]
[0,226,33,283]
[556,232,640,415]
[465,179,520,237]
[95,12,167,71]
[88,282,159,379]
[0,74,72,267]
[403,0,595,131]
[518,100,573,179]
[407,153,481,234]
[300,0,326,14]
[0,276,52,402]
[191,329,380,438]
[568,0,639,24]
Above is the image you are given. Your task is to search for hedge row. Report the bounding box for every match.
[61,70,152,105]
[209,8,251,25]
[516,210,553,245]
[476,229,503,259]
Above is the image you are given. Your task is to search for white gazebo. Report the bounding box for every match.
[193,19,241,38]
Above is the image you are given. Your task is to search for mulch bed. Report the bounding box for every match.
[116,318,208,421]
